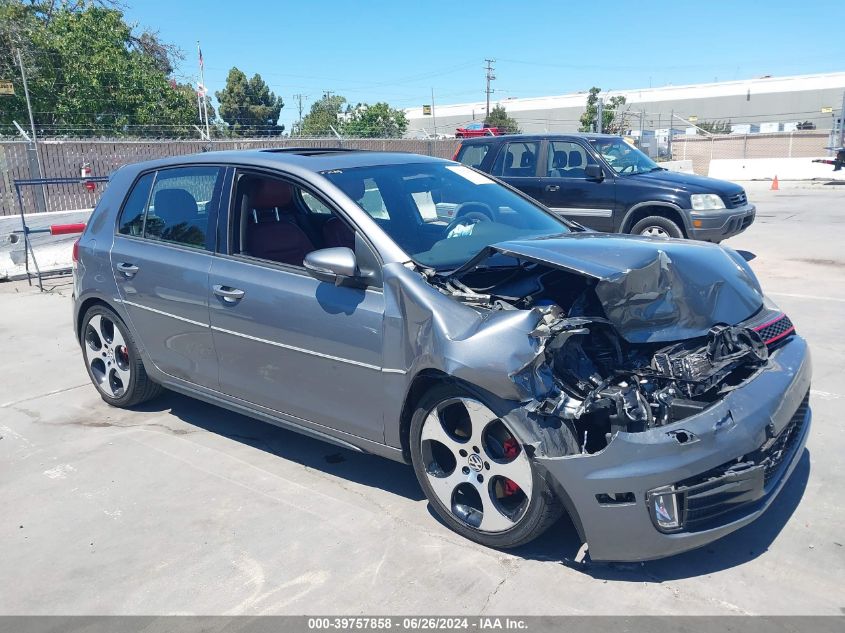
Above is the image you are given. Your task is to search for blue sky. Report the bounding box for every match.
[124,0,842,131]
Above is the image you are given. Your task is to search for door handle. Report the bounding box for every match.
[116,262,139,277]
[545,184,560,192]
[213,285,245,302]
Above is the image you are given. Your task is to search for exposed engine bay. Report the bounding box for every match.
[433,258,777,454]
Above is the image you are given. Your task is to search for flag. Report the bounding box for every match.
[197,42,204,71]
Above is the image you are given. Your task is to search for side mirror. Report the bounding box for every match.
[304,247,358,285]
[585,164,604,180]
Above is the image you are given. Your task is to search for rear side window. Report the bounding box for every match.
[118,166,224,250]
[118,173,154,236]
[455,143,490,169]
[492,141,540,177]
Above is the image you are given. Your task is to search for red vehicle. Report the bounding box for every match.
[455,122,502,138]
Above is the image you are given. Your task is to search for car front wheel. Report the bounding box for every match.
[80,305,162,407]
[410,384,563,548]
[631,215,684,238]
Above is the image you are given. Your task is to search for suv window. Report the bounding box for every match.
[545,141,595,178]
[492,141,539,178]
[118,172,155,236]
[455,143,490,169]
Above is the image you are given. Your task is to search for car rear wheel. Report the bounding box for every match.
[631,215,683,238]
[410,384,562,548]
[81,305,162,407]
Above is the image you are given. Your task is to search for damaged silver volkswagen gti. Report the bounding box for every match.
[72,149,811,562]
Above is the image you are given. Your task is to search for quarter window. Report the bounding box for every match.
[118,173,154,236]
[455,144,490,169]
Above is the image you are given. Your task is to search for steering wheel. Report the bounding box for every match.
[446,211,491,236]
[618,163,637,174]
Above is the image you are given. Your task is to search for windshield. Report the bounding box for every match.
[589,137,661,175]
[322,162,569,270]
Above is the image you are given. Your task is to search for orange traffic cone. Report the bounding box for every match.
[771,175,779,191]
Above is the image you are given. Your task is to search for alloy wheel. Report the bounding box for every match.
[83,314,132,398]
[419,397,533,533]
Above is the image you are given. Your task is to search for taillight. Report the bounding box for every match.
[452,143,462,161]
[72,239,80,265]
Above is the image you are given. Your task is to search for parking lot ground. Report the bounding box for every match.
[1,187,844,615]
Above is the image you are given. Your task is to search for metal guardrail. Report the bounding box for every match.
[12,176,108,290]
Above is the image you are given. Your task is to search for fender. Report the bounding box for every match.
[620,200,688,233]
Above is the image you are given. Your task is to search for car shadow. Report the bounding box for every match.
[135,391,809,579]
[134,390,425,502]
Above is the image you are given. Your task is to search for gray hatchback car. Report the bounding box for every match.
[72,148,811,562]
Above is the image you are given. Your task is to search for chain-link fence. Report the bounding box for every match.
[0,137,461,216]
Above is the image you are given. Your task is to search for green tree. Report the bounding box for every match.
[697,120,731,134]
[342,102,408,138]
[0,1,202,138]
[484,104,520,134]
[299,93,347,137]
[579,87,628,134]
[215,68,284,137]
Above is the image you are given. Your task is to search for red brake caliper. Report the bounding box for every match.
[501,437,520,496]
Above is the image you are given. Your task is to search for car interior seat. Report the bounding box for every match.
[551,150,568,177]
[245,179,315,266]
[149,188,206,247]
[567,150,587,178]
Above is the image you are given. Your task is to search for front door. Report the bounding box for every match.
[111,165,225,388]
[538,140,616,232]
[209,170,386,442]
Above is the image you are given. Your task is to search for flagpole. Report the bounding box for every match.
[198,41,211,140]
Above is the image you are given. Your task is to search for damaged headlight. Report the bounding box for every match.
[648,485,683,531]
[691,193,726,210]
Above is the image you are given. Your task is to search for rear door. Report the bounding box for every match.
[490,140,543,201]
[537,140,616,232]
[208,169,386,442]
[111,165,226,388]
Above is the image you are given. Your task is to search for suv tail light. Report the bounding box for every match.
[71,239,80,266]
[451,143,462,161]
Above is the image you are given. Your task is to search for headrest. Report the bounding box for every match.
[504,153,514,168]
[552,151,568,169]
[520,151,534,168]
[251,178,293,209]
[568,151,583,167]
[153,189,198,222]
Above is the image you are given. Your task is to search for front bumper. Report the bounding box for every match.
[687,203,756,242]
[535,334,811,562]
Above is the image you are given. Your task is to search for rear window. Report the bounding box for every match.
[455,143,491,169]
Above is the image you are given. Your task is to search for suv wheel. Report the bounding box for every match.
[410,384,563,548]
[631,215,683,238]
[80,305,162,407]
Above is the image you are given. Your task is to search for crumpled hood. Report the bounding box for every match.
[486,233,764,343]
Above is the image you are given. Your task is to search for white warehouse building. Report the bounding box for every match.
[404,72,845,138]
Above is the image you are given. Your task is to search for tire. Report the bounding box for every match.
[631,215,684,239]
[80,305,162,407]
[409,383,563,549]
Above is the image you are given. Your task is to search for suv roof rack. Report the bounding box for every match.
[259,147,366,156]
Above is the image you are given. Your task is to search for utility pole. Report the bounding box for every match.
[293,93,308,136]
[839,90,845,148]
[431,87,437,155]
[15,49,46,212]
[484,59,495,120]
